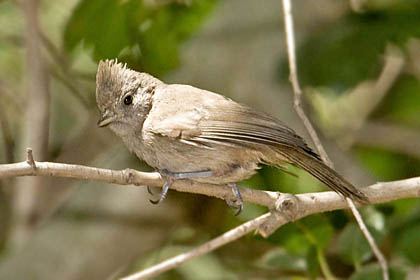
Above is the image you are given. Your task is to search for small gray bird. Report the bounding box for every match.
[96,59,368,214]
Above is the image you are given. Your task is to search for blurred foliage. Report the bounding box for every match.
[286,0,420,90]
[0,0,420,279]
[349,265,406,280]
[374,75,420,126]
[275,0,420,279]
[64,0,218,76]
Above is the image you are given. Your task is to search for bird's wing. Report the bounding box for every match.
[197,105,319,158]
[145,85,369,203]
[146,84,318,158]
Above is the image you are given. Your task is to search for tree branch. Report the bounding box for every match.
[0,158,278,209]
[281,0,332,167]
[0,158,418,214]
[281,0,389,278]
[1,156,419,279]
[121,213,272,280]
[119,176,420,280]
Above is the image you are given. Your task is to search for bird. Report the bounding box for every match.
[96,59,368,215]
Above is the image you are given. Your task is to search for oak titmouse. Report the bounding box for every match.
[96,60,367,214]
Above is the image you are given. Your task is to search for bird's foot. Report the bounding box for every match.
[226,183,243,216]
[148,169,213,205]
[149,178,173,204]
[149,170,244,216]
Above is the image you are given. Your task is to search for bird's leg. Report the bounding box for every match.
[149,170,244,216]
[167,170,214,179]
[226,183,243,216]
[149,169,214,204]
[149,177,174,204]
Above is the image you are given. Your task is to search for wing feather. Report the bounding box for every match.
[147,84,318,159]
[193,107,320,160]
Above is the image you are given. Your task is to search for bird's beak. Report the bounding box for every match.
[97,111,116,127]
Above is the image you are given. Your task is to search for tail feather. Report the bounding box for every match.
[280,148,369,203]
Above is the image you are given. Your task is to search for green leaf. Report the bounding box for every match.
[64,0,144,59]
[306,246,320,279]
[326,210,349,230]
[337,223,381,266]
[64,0,218,76]
[373,75,420,126]
[297,215,334,250]
[362,206,386,233]
[391,198,419,217]
[257,248,306,271]
[349,265,405,280]
[138,0,218,76]
[267,223,310,255]
[266,215,333,257]
[355,147,416,181]
[395,224,420,264]
[282,229,312,256]
[280,1,420,90]
[258,165,324,194]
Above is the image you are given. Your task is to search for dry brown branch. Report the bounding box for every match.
[120,176,420,280]
[12,0,51,248]
[281,0,389,279]
[281,0,332,168]
[0,156,419,279]
[121,213,272,280]
[0,159,278,209]
[1,158,418,208]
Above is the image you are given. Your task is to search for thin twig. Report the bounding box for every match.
[120,213,271,280]
[281,0,333,167]
[281,0,389,279]
[26,148,36,170]
[346,197,389,273]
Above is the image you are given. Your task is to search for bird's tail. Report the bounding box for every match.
[280,148,369,203]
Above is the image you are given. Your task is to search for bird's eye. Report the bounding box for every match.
[124,95,133,105]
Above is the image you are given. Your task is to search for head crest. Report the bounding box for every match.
[96,59,136,108]
[96,59,163,111]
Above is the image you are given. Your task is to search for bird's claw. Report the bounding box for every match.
[148,179,172,205]
[147,186,155,196]
[226,183,243,216]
